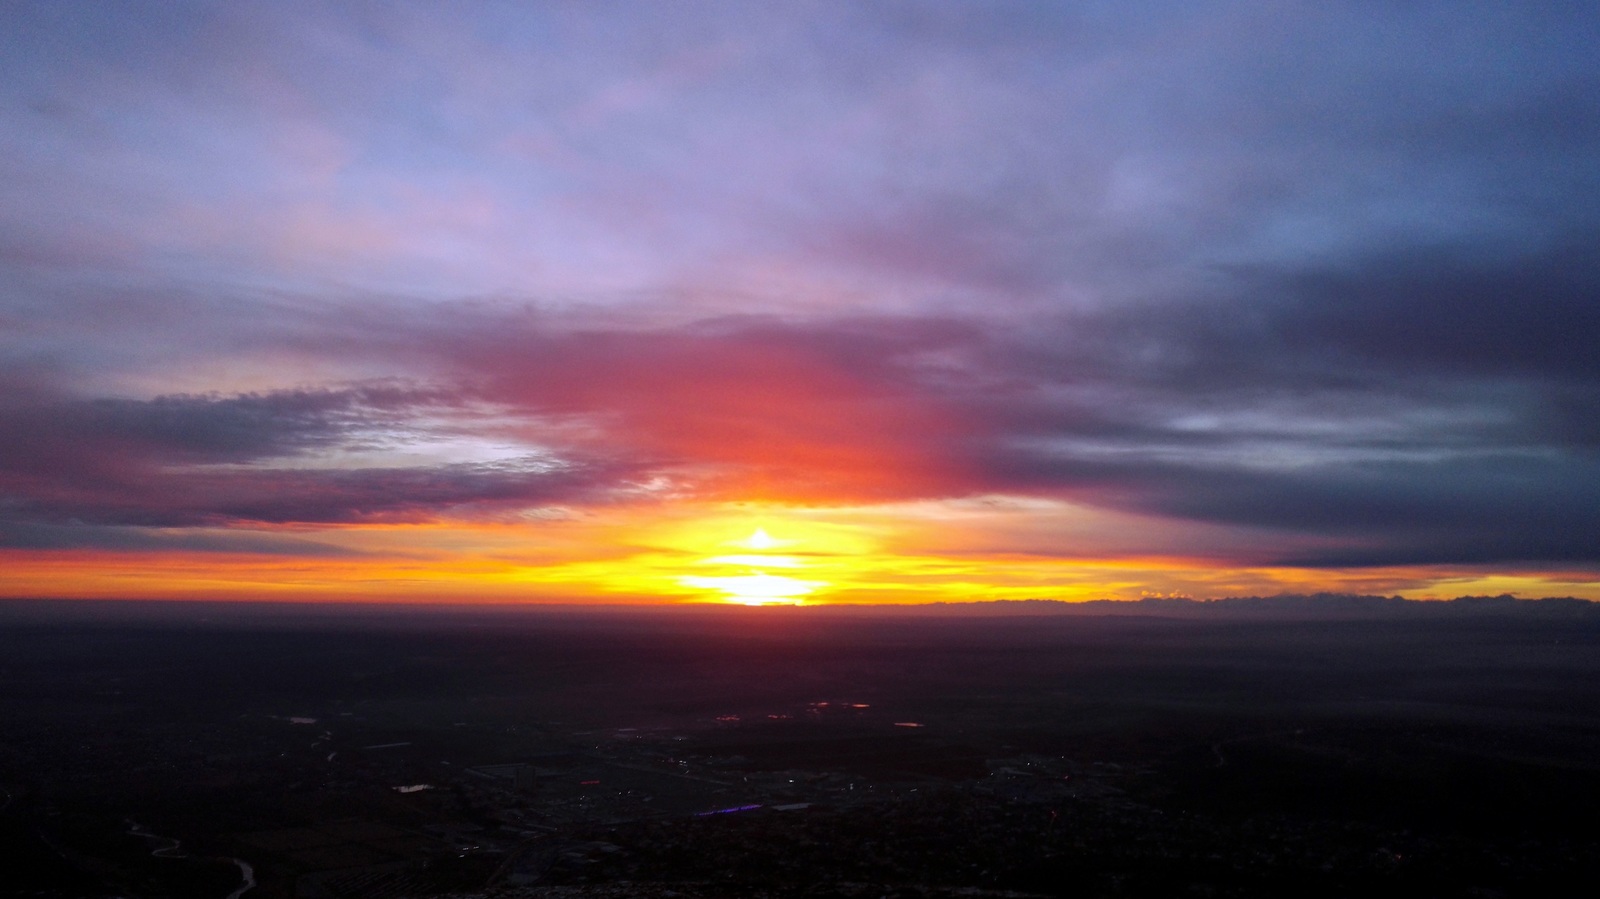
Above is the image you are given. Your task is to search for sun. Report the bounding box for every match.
[682,571,820,605]
[745,527,778,550]
[677,526,826,604]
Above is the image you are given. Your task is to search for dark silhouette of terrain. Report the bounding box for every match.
[1,597,1597,898]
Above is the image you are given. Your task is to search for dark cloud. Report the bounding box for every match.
[2,454,635,529]
[0,386,439,482]
[993,451,1600,566]
[1227,239,1600,384]
[0,385,642,528]
[4,387,398,459]
[0,521,362,556]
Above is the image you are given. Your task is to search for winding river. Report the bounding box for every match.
[126,821,255,899]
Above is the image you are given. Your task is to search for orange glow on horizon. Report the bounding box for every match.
[2,502,1597,605]
[678,527,828,604]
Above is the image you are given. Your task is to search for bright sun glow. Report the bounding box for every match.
[744,527,778,550]
[679,571,823,605]
[677,526,827,604]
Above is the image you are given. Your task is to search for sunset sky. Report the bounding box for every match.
[3,2,1598,605]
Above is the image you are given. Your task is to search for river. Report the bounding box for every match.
[127,821,255,899]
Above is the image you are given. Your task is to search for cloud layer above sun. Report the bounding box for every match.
[3,2,1598,602]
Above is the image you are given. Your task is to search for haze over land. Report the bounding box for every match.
[3,2,1599,604]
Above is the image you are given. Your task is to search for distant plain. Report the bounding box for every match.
[2,599,1597,897]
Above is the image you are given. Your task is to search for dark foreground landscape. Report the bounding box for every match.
[2,598,1598,899]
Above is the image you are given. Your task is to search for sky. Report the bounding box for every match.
[2,1,1599,605]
